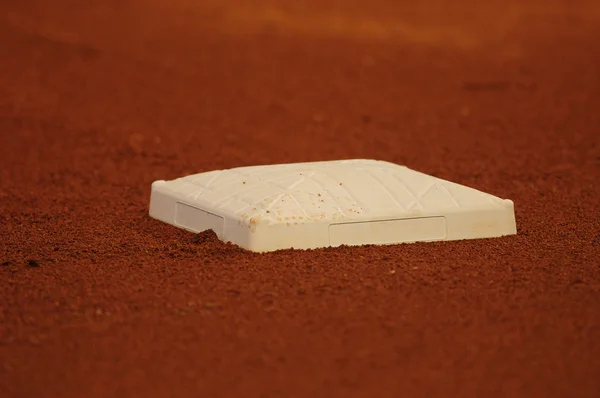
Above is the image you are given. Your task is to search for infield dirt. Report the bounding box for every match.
[1,1,599,397]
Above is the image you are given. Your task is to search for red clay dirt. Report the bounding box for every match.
[1,1,600,397]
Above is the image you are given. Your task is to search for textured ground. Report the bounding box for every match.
[1,1,600,397]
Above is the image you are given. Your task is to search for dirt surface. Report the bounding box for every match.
[1,1,600,397]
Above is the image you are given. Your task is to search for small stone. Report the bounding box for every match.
[27,259,40,267]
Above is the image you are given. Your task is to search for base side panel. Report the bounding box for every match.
[174,203,224,239]
[149,182,177,224]
[329,217,447,247]
[247,223,331,252]
[445,203,517,241]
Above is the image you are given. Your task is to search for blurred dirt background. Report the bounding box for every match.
[1,1,599,397]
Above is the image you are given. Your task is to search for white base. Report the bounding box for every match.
[149,159,516,252]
